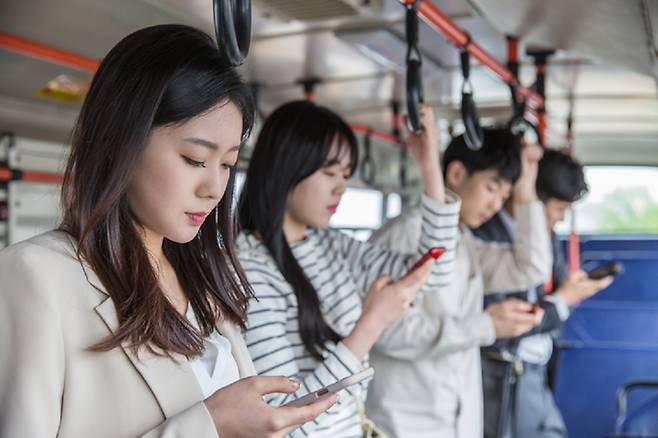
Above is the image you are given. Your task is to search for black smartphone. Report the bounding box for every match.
[587,261,624,280]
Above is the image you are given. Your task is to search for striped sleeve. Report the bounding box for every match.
[242,261,366,437]
[337,192,461,296]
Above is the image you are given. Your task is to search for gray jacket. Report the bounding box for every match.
[365,201,552,438]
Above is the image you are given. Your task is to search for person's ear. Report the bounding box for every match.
[445,161,467,190]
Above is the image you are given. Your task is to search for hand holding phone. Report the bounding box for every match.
[487,298,542,338]
[403,247,446,279]
[204,375,337,438]
[587,261,624,280]
[554,269,615,306]
[282,368,375,408]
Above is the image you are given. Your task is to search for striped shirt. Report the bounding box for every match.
[237,194,461,437]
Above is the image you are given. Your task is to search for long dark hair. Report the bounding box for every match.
[239,101,358,360]
[59,24,255,357]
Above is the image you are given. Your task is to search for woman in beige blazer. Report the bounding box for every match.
[0,25,335,438]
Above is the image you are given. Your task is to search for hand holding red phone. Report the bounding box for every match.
[344,247,447,361]
[402,247,446,280]
[361,248,445,330]
[487,298,543,338]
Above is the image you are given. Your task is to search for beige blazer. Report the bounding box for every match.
[0,231,256,438]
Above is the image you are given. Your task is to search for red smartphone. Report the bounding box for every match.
[403,247,446,279]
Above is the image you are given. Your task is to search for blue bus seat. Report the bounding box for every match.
[554,243,658,438]
[609,380,658,437]
[555,348,658,438]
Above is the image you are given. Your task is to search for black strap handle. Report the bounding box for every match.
[214,0,251,66]
[459,34,483,150]
[406,59,424,134]
[405,3,424,134]
[399,148,408,192]
[508,84,528,134]
[359,129,376,186]
[507,86,542,144]
[460,49,471,84]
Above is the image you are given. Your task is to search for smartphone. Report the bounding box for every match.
[587,261,624,280]
[282,368,375,408]
[530,301,543,313]
[403,247,446,279]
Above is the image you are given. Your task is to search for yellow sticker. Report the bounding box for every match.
[35,74,90,103]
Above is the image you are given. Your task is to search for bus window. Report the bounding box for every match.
[330,187,384,241]
[555,166,658,235]
[385,192,402,219]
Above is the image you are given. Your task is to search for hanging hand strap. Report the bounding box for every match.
[214,0,252,66]
[359,129,376,186]
[460,34,484,150]
[405,2,424,134]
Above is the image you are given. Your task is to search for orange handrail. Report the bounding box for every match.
[350,124,404,146]
[0,168,65,184]
[0,32,100,73]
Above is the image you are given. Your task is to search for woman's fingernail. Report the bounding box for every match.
[289,379,301,391]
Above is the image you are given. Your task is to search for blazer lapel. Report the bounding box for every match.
[81,250,255,413]
[90,271,203,418]
[217,319,256,377]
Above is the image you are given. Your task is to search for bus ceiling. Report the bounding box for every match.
[0,0,656,167]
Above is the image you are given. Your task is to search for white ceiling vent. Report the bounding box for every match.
[254,0,383,21]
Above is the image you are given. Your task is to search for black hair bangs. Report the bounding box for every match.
[322,129,359,177]
[443,127,522,185]
[536,149,588,202]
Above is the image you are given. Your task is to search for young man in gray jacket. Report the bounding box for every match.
[474,149,613,438]
[365,128,550,438]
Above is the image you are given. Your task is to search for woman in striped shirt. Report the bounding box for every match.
[237,101,461,437]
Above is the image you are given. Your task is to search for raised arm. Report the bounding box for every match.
[478,143,552,292]
[335,193,460,298]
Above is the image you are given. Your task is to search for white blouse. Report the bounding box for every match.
[186,306,241,398]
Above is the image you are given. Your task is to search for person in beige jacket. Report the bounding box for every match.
[365,129,551,438]
[0,25,334,438]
